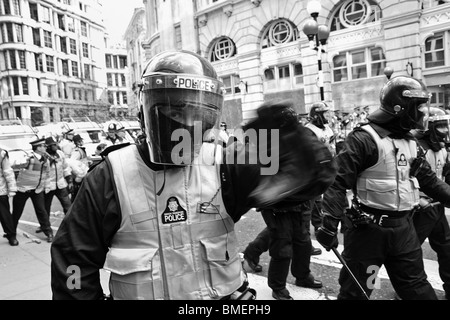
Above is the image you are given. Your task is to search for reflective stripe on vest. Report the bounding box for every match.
[103,144,243,300]
[356,125,420,211]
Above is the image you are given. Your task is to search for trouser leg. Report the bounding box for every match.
[55,187,72,214]
[310,196,323,232]
[262,210,292,291]
[31,191,52,234]
[243,227,270,264]
[291,208,312,280]
[12,191,29,230]
[0,195,15,236]
[44,190,55,218]
[385,218,437,300]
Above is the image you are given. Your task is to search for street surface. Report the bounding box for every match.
[5,198,449,300]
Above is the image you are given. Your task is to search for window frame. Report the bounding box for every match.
[263,62,304,92]
[424,33,446,69]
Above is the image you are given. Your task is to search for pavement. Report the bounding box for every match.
[0,226,325,300]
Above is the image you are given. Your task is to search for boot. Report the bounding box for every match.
[6,235,19,246]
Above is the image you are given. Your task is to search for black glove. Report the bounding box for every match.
[316,213,340,251]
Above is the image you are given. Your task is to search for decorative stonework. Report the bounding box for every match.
[421,11,450,27]
[211,59,239,73]
[260,44,301,64]
[198,14,208,27]
[327,25,383,47]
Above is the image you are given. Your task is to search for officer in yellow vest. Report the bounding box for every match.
[50,50,336,300]
[316,76,450,300]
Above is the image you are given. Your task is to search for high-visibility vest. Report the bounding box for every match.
[356,125,420,211]
[104,144,243,300]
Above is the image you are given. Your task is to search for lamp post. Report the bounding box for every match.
[302,0,330,102]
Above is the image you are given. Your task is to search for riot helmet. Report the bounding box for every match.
[139,50,225,165]
[426,107,450,145]
[309,102,330,129]
[368,76,431,130]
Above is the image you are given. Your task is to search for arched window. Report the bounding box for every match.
[209,37,236,62]
[261,19,299,49]
[330,0,382,32]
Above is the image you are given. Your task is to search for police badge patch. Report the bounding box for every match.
[161,197,187,224]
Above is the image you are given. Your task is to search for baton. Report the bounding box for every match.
[331,247,370,300]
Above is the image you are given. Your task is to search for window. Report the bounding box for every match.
[221,74,241,95]
[82,43,89,58]
[209,37,236,62]
[107,73,113,86]
[332,47,386,82]
[67,16,75,32]
[32,27,41,46]
[293,63,303,85]
[119,56,127,68]
[121,74,126,87]
[71,61,78,77]
[9,50,16,69]
[2,0,11,14]
[84,64,90,80]
[42,6,51,24]
[44,30,52,48]
[15,24,23,42]
[35,53,44,71]
[69,38,77,54]
[105,54,112,68]
[18,50,25,69]
[60,36,67,53]
[122,92,127,104]
[12,0,20,15]
[113,56,118,69]
[47,84,53,98]
[263,63,305,91]
[116,92,120,104]
[21,77,28,95]
[46,55,54,72]
[175,25,182,50]
[81,21,87,37]
[29,2,38,20]
[261,19,299,49]
[330,0,381,32]
[425,35,445,68]
[108,91,114,104]
[72,88,76,100]
[58,14,65,30]
[62,60,69,76]
[114,74,119,87]
[12,76,19,95]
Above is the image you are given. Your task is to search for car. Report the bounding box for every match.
[0,119,39,176]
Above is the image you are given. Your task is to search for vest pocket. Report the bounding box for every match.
[199,234,242,298]
[363,179,397,209]
[103,247,163,300]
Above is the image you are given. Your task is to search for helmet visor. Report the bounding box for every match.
[141,73,224,165]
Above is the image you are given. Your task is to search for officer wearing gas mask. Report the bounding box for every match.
[316,75,450,300]
[412,107,450,300]
[50,50,335,300]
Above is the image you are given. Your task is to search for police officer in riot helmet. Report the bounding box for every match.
[316,75,450,300]
[50,50,335,300]
[309,102,331,129]
[412,106,450,300]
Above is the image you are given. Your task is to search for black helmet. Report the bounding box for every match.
[309,101,330,128]
[368,76,430,130]
[139,50,225,165]
[427,107,450,145]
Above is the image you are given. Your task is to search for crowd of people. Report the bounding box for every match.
[0,122,137,245]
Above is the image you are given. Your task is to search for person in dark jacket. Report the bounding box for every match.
[316,75,450,300]
[50,50,336,300]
